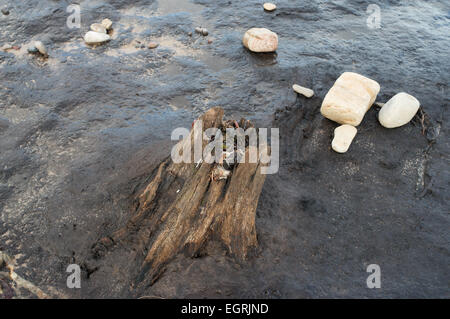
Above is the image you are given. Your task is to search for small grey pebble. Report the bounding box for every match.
[27,46,39,54]
[202,29,209,36]
[1,8,9,15]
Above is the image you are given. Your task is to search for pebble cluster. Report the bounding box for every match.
[320,72,420,153]
[84,18,113,44]
[0,5,423,157]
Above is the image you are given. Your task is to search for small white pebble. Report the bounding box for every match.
[292,84,314,98]
[332,124,357,153]
[84,31,111,44]
[34,41,48,56]
[90,23,107,34]
[263,3,277,11]
[101,18,113,30]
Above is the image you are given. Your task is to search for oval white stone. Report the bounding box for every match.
[263,3,277,11]
[84,31,111,44]
[332,124,357,153]
[378,92,420,128]
[90,23,107,34]
[243,28,278,53]
[293,84,314,98]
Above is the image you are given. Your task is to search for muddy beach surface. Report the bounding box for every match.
[0,0,448,298]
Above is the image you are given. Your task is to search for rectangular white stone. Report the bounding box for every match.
[320,72,380,126]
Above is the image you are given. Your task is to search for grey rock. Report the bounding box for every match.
[27,46,39,53]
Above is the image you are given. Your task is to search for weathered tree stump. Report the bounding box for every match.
[92,107,269,285]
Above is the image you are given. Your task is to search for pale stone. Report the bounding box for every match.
[321,72,380,126]
[243,28,278,53]
[101,18,113,30]
[90,23,107,34]
[148,42,159,49]
[263,3,277,11]
[332,125,357,153]
[378,92,420,128]
[293,84,314,98]
[84,31,111,44]
[34,41,48,56]
[1,43,12,51]
[195,27,208,36]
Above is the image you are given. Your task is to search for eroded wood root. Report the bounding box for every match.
[92,107,269,286]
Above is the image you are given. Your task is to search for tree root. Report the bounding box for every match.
[92,107,269,287]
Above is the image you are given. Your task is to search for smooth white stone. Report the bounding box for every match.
[292,84,314,98]
[321,72,380,126]
[263,3,277,11]
[378,92,420,128]
[34,41,47,56]
[243,28,278,52]
[101,18,113,30]
[90,23,107,34]
[84,31,111,44]
[332,125,357,153]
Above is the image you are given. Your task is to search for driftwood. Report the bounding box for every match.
[92,107,269,285]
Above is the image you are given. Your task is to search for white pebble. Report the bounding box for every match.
[90,23,107,34]
[292,84,314,98]
[34,41,48,56]
[332,125,357,153]
[378,92,420,128]
[101,18,113,30]
[243,28,278,53]
[321,72,380,126]
[263,3,277,11]
[84,31,111,44]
